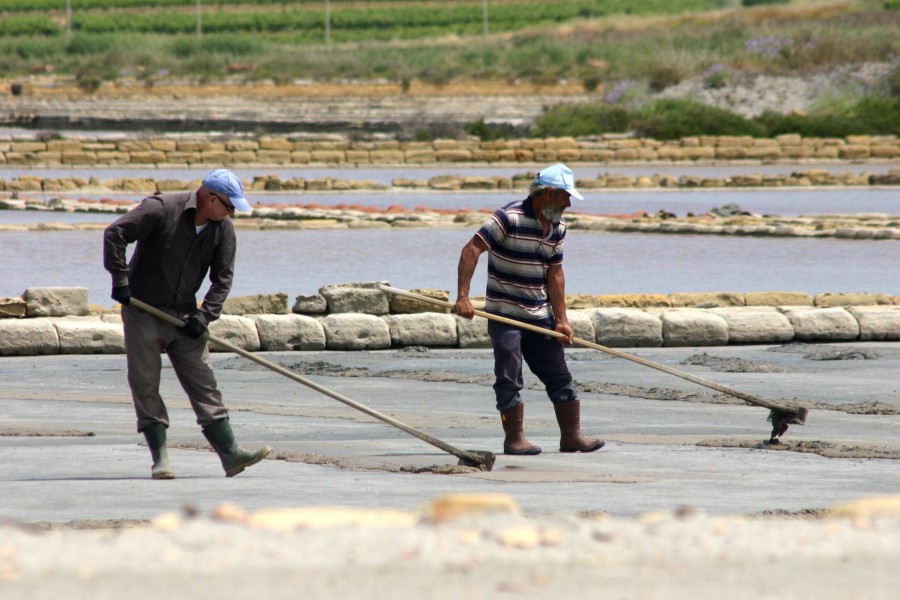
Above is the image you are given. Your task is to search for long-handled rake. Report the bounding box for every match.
[129,298,496,471]
[379,285,808,443]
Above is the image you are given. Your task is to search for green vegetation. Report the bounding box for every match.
[1,0,898,137]
[531,96,900,139]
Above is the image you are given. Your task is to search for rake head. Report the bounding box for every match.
[767,406,809,444]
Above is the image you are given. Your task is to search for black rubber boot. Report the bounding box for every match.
[142,423,175,480]
[500,404,542,455]
[554,400,605,453]
[201,418,271,477]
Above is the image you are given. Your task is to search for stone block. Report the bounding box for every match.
[322,313,391,350]
[293,293,328,314]
[384,313,458,347]
[710,307,794,344]
[389,288,450,314]
[813,292,893,307]
[208,315,261,352]
[669,292,745,308]
[594,294,671,308]
[320,284,389,315]
[591,308,662,348]
[745,291,813,306]
[24,287,89,317]
[847,306,900,341]
[660,310,729,347]
[0,297,27,318]
[52,317,125,354]
[223,293,289,315]
[455,315,490,348]
[428,175,462,190]
[0,319,59,355]
[252,314,326,351]
[568,309,595,342]
[780,307,860,341]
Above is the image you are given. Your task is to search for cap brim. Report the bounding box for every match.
[566,188,584,201]
[231,195,251,212]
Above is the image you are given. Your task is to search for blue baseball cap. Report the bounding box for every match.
[535,163,584,201]
[202,168,250,212]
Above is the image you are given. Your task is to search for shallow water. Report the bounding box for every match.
[1,226,894,308]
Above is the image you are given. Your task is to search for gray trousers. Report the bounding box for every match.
[122,304,228,432]
[488,320,577,413]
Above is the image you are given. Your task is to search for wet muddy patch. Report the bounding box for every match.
[767,343,887,361]
[680,353,786,373]
[272,450,481,475]
[697,438,900,459]
[0,426,95,437]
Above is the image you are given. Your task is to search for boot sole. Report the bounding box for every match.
[504,446,542,456]
[152,471,175,480]
[225,446,272,477]
[560,440,606,453]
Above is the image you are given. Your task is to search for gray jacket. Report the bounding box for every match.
[103,191,236,324]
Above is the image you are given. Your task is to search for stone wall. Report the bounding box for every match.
[1,286,899,356]
[0,133,897,168]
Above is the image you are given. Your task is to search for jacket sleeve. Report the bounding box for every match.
[198,225,237,324]
[102,198,163,287]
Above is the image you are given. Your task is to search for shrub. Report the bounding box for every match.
[631,99,767,139]
[532,103,630,137]
[756,97,900,136]
[464,119,529,141]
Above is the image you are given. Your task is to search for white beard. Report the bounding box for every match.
[541,205,564,224]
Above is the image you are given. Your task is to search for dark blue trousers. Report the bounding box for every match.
[488,319,577,412]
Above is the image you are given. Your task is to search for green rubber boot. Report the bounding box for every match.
[142,423,175,480]
[202,418,271,477]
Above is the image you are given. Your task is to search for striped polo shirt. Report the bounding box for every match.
[475,197,565,324]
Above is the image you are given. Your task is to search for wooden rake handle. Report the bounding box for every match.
[378,285,807,420]
[128,297,495,470]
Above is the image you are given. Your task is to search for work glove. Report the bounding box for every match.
[182,316,207,340]
[111,284,131,305]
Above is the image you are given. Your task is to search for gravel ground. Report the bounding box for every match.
[1,344,899,598]
[2,500,899,599]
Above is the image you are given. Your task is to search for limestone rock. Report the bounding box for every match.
[292,293,327,314]
[847,306,900,341]
[814,292,893,307]
[710,307,794,343]
[320,282,390,315]
[568,309,595,342]
[455,315,490,348]
[669,292,745,308]
[322,313,391,350]
[780,307,860,341]
[0,319,59,355]
[384,313,458,347]
[52,317,125,354]
[745,291,812,306]
[661,310,729,347]
[208,315,261,352]
[389,288,451,314]
[23,287,89,317]
[0,297,27,318]
[223,293,289,315]
[591,308,663,348]
[252,314,326,351]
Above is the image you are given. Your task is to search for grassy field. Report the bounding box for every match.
[0,0,893,86]
[2,0,898,136]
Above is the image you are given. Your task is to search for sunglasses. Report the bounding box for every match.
[211,192,235,212]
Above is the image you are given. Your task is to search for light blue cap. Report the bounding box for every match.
[202,168,250,212]
[535,163,584,201]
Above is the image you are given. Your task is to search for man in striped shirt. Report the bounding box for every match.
[455,163,604,456]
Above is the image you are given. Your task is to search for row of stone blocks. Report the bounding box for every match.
[2,304,899,357]
[1,134,898,167]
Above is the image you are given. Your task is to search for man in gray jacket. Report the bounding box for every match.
[104,168,270,479]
